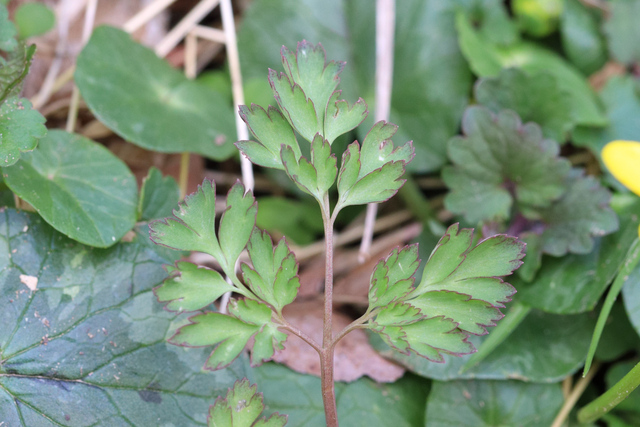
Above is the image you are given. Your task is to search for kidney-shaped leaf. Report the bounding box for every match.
[75,26,236,160]
[2,130,137,248]
[0,209,251,425]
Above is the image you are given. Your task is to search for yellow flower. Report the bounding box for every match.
[602,140,640,237]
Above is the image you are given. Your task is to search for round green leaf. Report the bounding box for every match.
[0,209,251,425]
[425,379,563,426]
[2,130,137,247]
[75,26,236,160]
[14,2,55,39]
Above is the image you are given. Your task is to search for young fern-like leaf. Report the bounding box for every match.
[208,379,287,427]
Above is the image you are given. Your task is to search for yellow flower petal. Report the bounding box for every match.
[602,140,640,197]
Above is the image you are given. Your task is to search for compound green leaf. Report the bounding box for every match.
[425,379,563,427]
[0,4,16,52]
[538,169,618,256]
[280,145,321,200]
[14,2,55,39]
[150,180,256,275]
[517,196,640,313]
[155,261,234,312]
[76,26,236,160]
[254,363,428,427]
[0,43,35,102]
[268,69,319,142]
[475,68,574,142]
[237,104,301,170]
[368,244,419,310]
[337,121,413,210]
[604,0,640,65]
[457,14,607,127]
[560,0,607,75]
[0,209,251,425]
[0,97,46,166]
[281,41,344,130]
[324,91,368,144]
[242,229,300,314]
[372,309,595,382]
[137,166,180,221]
[2,130,137,248]
[443,106,572,223]
[208,379,287,427]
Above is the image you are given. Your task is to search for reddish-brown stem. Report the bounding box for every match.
[320,194,339,426]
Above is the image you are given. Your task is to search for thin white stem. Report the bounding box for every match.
[220,0,254,192]
[32,0,77,109]
[66,0,98,133]
[191,25,226,43]
[123,0,177,33]
[358,0,396,263]
[154,0,221,57]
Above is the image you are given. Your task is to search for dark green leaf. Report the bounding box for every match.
[425,379,563,426]
[456,13,607,127]
[237,104,301,170]
[517,196,639,313]
[208,379,287,427]
[242,229,300,314]
[475,68,574,142]
[538,169,618,256]
[150,180,256,276]
[75,26,236,160]
[14,2,55,39]
[254,363,428,427]
[155,261,234,312]
[0,43,36,102]
[604,0,640,65]
[443,106,572,223]
[2,130,137,248]
[0,97,46,166]
[0,4,16,52]
[573,76,640,156]
[336,121,413,210]
[0,209,251,425]
[372,309,595,381]
[560,0,607,75]
[138,166,180,221]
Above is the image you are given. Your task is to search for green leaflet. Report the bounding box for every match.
[324,90,368,145]
[367,224,524,363]
[14,2,55,39]
[0,3,16,52]
[155,262,234,312]
[269,69,319,142]
[170,298,287,369]
[150,180,256,276]
[337,121,414,210]
[208,379,287,427]
[237,104,302,170]
[242,229,300,315]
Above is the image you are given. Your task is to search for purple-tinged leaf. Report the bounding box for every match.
[324,90,368,144]
[268,69,319,142]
